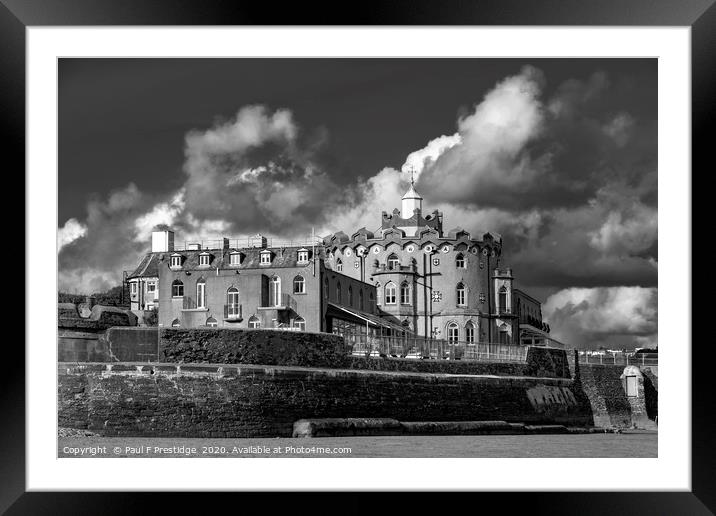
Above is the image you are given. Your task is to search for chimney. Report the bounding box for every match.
[251,234,268,248]
[85,295,96,309]
[151,230,174,253]
[222,238,230,250]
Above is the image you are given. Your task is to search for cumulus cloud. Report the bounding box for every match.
[542,287,657,349]
[602,112,634,147]
[402,133,461,176]
[57,218,87,251]
[589,200,657,255]
[133,189,186,243]
[415,68,654,212]
[418,66,548,205]
[181,105,340,233]
[59,183,152,293]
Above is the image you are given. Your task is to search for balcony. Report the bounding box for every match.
[258,293,297,312]
[372,264,418,274]
[223,303,242,321]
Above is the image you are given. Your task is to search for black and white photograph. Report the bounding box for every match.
[56,57,659,459]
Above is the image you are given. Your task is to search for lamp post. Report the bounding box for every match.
[418,247,439,343]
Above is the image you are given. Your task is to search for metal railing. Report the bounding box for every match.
[259,293,297,311]
[173,236,322,251]
[337,333,529,362]
[372,264,418,273]
[223,303,242,320]
[574,353,658,366]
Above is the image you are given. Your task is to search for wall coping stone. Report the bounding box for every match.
[58,361,574,386]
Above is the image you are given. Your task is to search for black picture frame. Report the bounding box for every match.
[8,0,709,513]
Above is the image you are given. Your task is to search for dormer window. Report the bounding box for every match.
[230,251,243,266]
[198,252,211,266]
[170,254,182,268]
[260,250,272,265]
[297,249,309,264]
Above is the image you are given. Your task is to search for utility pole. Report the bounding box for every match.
[422,252,428,338]
[487,253,492,344]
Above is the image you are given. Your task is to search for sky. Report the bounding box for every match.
[58,58,658,350]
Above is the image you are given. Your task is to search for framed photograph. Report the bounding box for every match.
[11,0,709,513]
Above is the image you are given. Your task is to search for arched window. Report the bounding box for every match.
[196,278,206,308]
[447,322,459,343]
[324,277,329,299]
[171,279,184,298]
[455,253,466,268]
[359,289,364,311]
[499,286,508,313]
[348,285,353,306]
[336,258,343,272]
[226,287,240,318]
[369,292,375,310]
[400,281,411,305]
[205,316,218,327]
[293,317,306,331]
[248,315,261,329]
[387,254,400,270]
[171,318,180,327]
[456,282,466,307]
[465,321,476,344]
[336,282,342,303]
[270,276,281,307]
[385,282,397,304]
[293,275,305,294]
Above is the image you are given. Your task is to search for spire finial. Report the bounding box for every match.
[407,165,415,186]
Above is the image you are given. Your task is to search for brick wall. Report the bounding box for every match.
[58,362,593,438]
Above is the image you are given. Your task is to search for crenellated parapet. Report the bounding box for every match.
[322,226,503,258]
[381,208,443,234]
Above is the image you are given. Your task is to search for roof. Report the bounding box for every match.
[519,323,565,348]
[127,253,161,279]
[401,184,423,200]
[134,245,328,274]
[513,288,542,305]
[326,302,411,333]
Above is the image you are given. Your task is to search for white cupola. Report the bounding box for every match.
[401,181,423,217]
